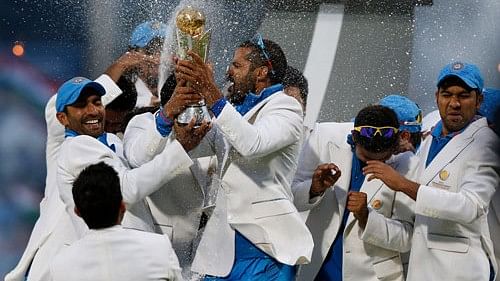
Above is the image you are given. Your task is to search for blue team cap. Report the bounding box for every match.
[129,20,168,48]
[56,77,105,112]
[380,94,422,133]
[478,88,500,124]
[437,62,484,91]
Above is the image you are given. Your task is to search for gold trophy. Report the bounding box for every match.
[175,6,212,126]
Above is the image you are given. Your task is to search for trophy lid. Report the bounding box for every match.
[176,6,205,37]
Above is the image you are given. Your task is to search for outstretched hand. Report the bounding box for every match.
[362,160,419,200]
[105,51,160,82]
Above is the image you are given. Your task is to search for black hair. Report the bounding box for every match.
[410,131,422,150]
[72,162,122,229]
[239,38,288,84]
[282,66,309,106]
[353,105,400,153]
[121,106,159,133]
[160,73,177,107]
[106,75,137,112]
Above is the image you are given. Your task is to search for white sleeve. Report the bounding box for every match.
[361,192,415,252]
[214,95,303,158]
[94,74,123,106]
[58,136,193,207]
[292,124,326,211]
[415,138,499,224]
[45,94,65,165]
[123,113,168,168]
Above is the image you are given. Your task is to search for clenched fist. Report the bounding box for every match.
[310,163,341,198]
[346,191,368,229]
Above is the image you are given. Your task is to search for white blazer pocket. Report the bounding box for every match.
[426,233,470,253]
[372,255,404,280]
[252,198,296,219]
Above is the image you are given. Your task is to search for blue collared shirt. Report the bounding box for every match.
[65,129,115,152]
[316,135,365,281]
[425,119,472,167]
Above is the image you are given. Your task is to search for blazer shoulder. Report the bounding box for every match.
[124,228,171,245]
[128,111,155,126]
[264,92,302,111]
[313,122,353,146]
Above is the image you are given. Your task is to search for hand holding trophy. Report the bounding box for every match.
[175,6,212,126]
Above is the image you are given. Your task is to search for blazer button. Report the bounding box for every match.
[371,199,382,209]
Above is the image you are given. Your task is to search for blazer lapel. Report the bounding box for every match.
[361,178,385,205]
[328,141,353,221]
[218,94,276,178]
[421,129,474,185]
[242,93,276,121]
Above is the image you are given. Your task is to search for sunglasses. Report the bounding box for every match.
[251,33,275,76]
[353,126,399,138]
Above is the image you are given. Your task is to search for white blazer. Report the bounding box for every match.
[56,132,193,239]
[293,122,417,281]
[406,117,499,281]
[190,92,314,277]
[123,112,212,272]
[5,74,123,281]
[49,225,182,281]
[489,189,500,281]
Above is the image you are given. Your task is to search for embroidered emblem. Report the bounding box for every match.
[73,77,85,83]
[452,62,464,71]
[371,199,382,210]
[439,169,449,181]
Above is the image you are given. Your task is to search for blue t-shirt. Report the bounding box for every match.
[211,84,283,117]
[65,129,115,152]
[425,120,468,167]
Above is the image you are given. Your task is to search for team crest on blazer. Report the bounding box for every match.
[439,169,449,181]
[371,199,382,209]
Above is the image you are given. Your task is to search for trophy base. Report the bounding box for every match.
[176,103,211,127]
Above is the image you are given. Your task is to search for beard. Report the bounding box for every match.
[227,72,256,105]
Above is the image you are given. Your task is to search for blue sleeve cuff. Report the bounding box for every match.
[155,110,174,137]
[211,98,227,118]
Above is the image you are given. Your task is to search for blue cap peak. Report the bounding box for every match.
[55,77,105,112]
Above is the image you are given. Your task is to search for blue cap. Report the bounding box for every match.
[56,77,105,112]
[380,94,422,133]
[479,88,500,124]
[437,62,484,91]
[129,20,168,48]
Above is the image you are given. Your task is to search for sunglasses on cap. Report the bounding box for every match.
[353,126,399,139]
[401,110,423,126]
[251,33,275,76]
